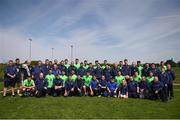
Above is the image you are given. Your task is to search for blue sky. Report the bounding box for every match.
[0,0,180,63]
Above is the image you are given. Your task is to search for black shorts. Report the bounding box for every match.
[4,79,16,88]
[15,77,21,84]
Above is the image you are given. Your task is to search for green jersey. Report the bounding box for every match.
[101,65,105,70]
[23,79,34,87]
[45,74,55,88]
[115,75,125,86]
[118,66,122,70]
[72,74,77,81]
[64,64,70,69]
[146,76,154,83]
[93,65,97,69]
[60,75,68,85]
[134,75,141,82]
[83,65,89,70]
[137,66,143,76]
[74,63,80,69]
[83,75,93,87]
[159,65,167,71]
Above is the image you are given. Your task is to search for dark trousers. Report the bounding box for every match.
[47,88,53,95]
[109,90,117,97]
[91,89,98,96]
[163,85,168,101]
[151,90,166,102]
[98,88,108,96]
[128,92,138,98]
[168,83,174,98]
[74,87,83,96]
[53,88,64,96]
[36,89,47,97]
[140,89,149,99]
[66,90,74,96]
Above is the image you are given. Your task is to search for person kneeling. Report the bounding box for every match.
[107,78,118,97]
[139,76,150,99]
[35,73,47,97]
[53,74,64,97]
[119,80,128,99]
[90,76,99,96]
[127,77,139,98]
[150,76,166,102]
[64,76,75,97]
[22,76,35,97]
[74,75,84,96]
[98,75,108,97]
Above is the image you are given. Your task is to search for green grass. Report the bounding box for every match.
[173,67,180,83]
[0,84,180,119]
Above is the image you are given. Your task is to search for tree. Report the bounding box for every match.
[177,61,180,67]
[165,59,176,67]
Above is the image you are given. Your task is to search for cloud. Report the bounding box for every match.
[0,0,180,63]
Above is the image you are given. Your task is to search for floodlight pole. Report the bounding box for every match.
[28,38,32,60]
[51,48,54,62]
[71,45,73,62]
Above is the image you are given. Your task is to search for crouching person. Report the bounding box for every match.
[74,75,84,96]
[64,76,75,97]
[98,75,108,97]
[139,76,150,99]
[150,76,166,102]
[127,77,139,98]
[53,74,64,97]
[107,78,118,97]
[22,76,35,97]
[90,76,99,96]
[119,80,128,99]
[35,73,47,97]
[45,69,55,96]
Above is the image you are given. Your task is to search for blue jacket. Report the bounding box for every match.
[127,80,139,93]
[90,79,98,89]
[139,81,149,90]
[142,67,150,77]
[122,65,130,76]
[103,68,111,80]
[111,68,119,77]
[150,68,160,76]
[65,79,75,91]
[94,68,103,79]
[120,85,128,95]
[151,81,163,92]
[59,65,67,75]
[99,79,107,88]
[107,81,117,91]
[87,67,94,76]
[52,69,61,76]
[68,65,77,75]
[4,66,17,80]
[158,72,169,85]
[35,78,47,90]
[130,66,138,76]
[53,78,63,86]
[75,78,84,89]
[77,67,86,77]
[33,65,43,80]
[42,64,51,76]
[166,70,175,84]
[14,64,22,79]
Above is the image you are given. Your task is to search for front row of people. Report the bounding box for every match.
[21,69,168,102]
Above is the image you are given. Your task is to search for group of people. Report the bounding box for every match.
[2,58,175,102]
